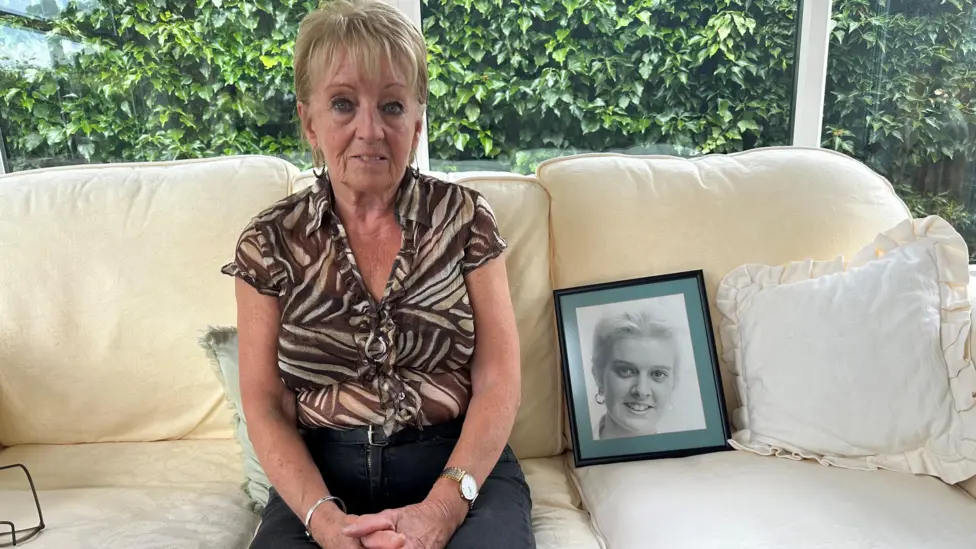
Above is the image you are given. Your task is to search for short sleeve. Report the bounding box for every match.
[461,192,508,275]
[221,221,287,297]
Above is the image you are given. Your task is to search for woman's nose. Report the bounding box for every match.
[631,376,653,399]
[355,108,383,141]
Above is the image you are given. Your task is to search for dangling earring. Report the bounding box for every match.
[595,391,605,405]
[311,147,326,180]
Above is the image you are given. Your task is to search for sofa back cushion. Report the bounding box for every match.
[451,173,563,459]
[0,156,296,446]
[536,147,913,419]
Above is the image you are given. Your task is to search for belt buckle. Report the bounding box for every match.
[367,424,388,447]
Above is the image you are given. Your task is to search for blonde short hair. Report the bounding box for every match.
[294,1,428,167]
[591,309,681,389]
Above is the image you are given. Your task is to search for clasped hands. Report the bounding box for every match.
[311,495,464,549]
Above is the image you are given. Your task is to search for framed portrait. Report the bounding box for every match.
[554,269,731,468]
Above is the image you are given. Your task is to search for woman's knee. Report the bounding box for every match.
[249,521,319,549]
[445,458,535,549]
[248,490,319,549]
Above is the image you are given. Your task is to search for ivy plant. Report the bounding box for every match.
[1,0,975,250]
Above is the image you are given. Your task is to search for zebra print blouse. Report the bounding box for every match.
[221,170,507,435]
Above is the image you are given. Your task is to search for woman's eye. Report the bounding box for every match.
[331,98,353,112]
[651,369,669,381]
[613,365,637,377]
[383,101,405,115]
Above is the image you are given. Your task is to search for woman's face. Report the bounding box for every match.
[298,50,423,195]
[600,336,677,436]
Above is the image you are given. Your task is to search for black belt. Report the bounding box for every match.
[303,415,465,447]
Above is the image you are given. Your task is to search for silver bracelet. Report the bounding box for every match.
[303,495,346,540]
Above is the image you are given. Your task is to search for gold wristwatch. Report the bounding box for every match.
[439,467,478,509]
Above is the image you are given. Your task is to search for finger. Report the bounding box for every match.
[360,529,406,549]
[342,512,397,537]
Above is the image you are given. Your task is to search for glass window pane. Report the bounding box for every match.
[421,0,800,174]
[0,22,85,171]
[823,0,976,256]
[0,1,70,20]
[0,1,314,173]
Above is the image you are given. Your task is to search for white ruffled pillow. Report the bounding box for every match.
[716,216,976,484]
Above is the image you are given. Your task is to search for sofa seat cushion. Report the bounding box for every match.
[1,443,601,548]
[570,451,976,549]
[0,486,258,549]
[521,455,602,549]
[0,440,257,548]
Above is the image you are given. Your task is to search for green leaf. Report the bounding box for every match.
[39,81,58,97]
[78,142,96,159]
[479,134,493,156]
[24,132,44,151]
[737,119,760,132]
[43,127,61,146]
[718,24,731,42]
[639,62,653,79]
[453,133,471,151]
[464,103,480,122]
[581,117,600,134]
[429,80,449,98]
[259,55,279,68]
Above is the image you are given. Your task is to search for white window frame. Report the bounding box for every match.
[0,125,8,175]
[791,0,833,147]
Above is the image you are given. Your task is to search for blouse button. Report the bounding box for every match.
[396,392,405,401]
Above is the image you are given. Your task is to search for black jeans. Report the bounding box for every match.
[249,416,536,549]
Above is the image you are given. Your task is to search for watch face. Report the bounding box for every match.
[460,475,478,500]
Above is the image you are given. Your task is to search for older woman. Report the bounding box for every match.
[221,1,534,548]
[591,309,679,440]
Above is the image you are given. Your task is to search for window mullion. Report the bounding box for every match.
[792,0,833,148]
[0,124,9,175]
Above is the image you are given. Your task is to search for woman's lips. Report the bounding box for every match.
[352,154,387,162]
[624,402,654,413]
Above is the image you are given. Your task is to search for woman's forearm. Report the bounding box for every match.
[247,396,337,525]
[426,365,521,521]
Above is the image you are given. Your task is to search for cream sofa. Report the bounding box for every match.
[2,146,975,549]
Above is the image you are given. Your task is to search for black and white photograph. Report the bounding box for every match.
[576,294,706,441]
[554,270,731,467]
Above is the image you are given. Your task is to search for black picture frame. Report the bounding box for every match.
[554,269,732,468]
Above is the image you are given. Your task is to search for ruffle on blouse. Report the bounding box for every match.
[328,182,426,436]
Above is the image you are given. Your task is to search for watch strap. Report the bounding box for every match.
[439,466,465,483]
[439,466,476,509]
